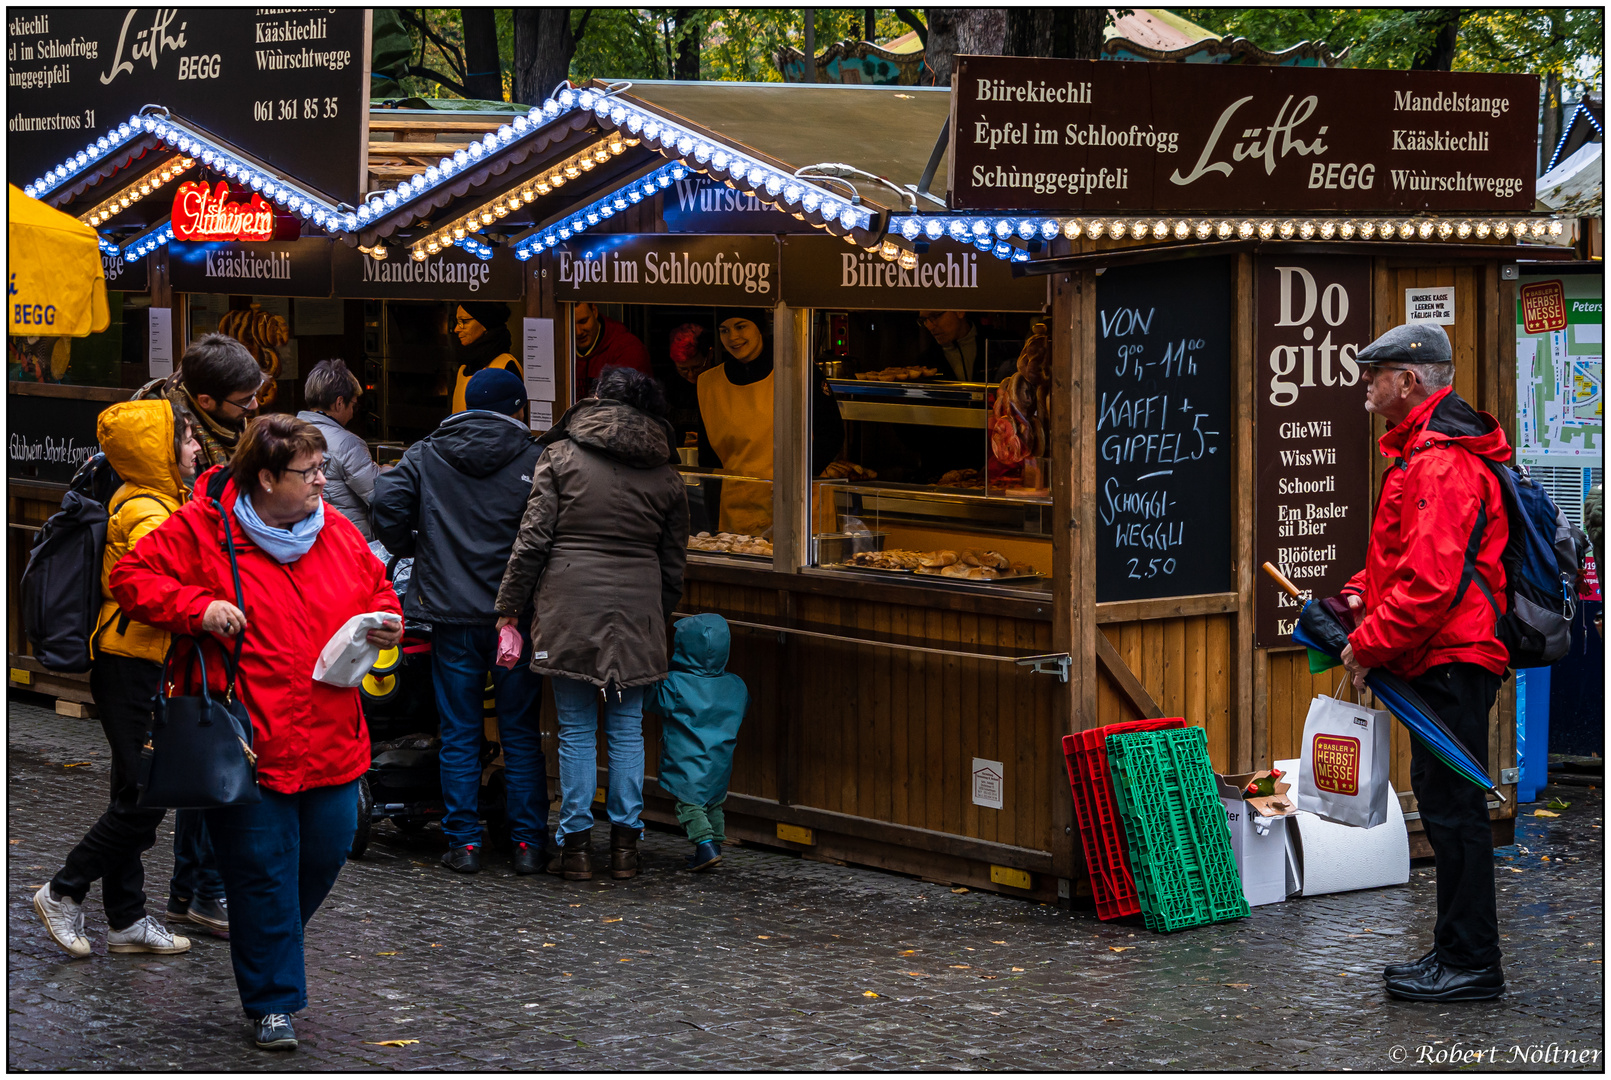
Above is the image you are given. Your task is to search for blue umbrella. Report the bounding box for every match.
[1264,563,1503,800]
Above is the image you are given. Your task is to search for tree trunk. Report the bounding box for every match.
[924,8,1006,86]
[1053,9,1109,60]
[1410,8,1462,71]
[512,8,576,107]
[674,10,701,80]
[865,9,877,43]
[1540,71,1563,173]
[460,8,503,100]
[1004,9,1055,57]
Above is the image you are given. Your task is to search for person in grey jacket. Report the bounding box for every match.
[372,368,550,876]
[297,360,383,541]
[495,367,689,882]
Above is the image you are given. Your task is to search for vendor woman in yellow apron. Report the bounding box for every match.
[696,308,844,536]
[451,301,522,413]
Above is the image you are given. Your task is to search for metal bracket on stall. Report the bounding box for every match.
[1015,653,1072,683]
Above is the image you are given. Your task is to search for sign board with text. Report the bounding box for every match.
[948,55,1536,214]
[661,177,816,234]
[168,239,332,297]
[6,9,369,203]
[7,394,108,485]
[779,235,1048,312]
[552,234,779,308]
[1093,257,1235,602]
[1253,256,1374,648]
[331,244,525,303]
[101,250,148,292]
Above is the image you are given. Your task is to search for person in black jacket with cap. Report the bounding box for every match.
[372,368,550,875]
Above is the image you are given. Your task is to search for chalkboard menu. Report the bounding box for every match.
[8,394,109,485]
[1253,256,1374,647]
[1094,257,1234,602]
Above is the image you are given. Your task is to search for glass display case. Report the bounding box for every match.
[807,308,1053,593]
[680,469,776,563]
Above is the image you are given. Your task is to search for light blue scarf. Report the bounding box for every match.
[235,491,324,564]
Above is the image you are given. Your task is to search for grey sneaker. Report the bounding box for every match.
[33,884,91,958]
[106,915,191,954]
[254,1013,298,1050]
[173,894,229,936]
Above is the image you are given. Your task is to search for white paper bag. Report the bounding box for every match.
[1294,695,1392,829]
[313,612,401,687]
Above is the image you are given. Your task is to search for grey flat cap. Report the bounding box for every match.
[1356,323,1452,365]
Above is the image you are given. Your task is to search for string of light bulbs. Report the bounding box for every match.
[80,158,194,228]
[513,161,690,259]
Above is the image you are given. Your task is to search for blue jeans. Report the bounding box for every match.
[431,623,548,848]
[551,677,645,840]
[204,781,356,1018]
[170,810,225,903]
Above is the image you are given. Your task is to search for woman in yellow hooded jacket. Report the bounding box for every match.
[33,398,215,959]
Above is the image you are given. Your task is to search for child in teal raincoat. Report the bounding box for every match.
[650,614,749,871]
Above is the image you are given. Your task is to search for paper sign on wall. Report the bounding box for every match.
[971,757,1005,810]
[148,307,173,379]
[530,400,554,431]
[523,317,555,405]
[1405,286,1456,325]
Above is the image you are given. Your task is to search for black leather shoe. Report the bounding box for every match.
[512,841,542,875]
[610,825,640,880]
[562,832,594,880]
[1383,947,1437,981]
[1385,960,1505,1002]
[441,844,482,874]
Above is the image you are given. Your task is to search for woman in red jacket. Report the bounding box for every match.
[110,414,401,1052]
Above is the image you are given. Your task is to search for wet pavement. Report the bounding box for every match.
[7,697,1604,1070]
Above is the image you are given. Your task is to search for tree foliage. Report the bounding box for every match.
[1179,8,1602,94]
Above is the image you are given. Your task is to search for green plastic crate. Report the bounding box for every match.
[1106,728,1250,932]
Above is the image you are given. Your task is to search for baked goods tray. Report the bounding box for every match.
[914,569,1045,584]
[820,562,916,575]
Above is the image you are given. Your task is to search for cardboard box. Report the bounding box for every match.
[1217,771,1297,907]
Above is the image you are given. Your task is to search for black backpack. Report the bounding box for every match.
[20,453,160,673]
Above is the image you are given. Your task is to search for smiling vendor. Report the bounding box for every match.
[450,301,522,414]
[696,308,843,535]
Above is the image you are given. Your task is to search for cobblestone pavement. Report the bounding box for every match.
[7,699,1603,1071]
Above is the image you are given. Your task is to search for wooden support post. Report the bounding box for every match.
[1232,252,1256,772]
[773,303,808,574]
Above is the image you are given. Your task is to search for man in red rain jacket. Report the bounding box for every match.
[1338,322,1510,1003]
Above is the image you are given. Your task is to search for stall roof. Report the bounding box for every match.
[1537,141,1603,219]
[605,80,951,212]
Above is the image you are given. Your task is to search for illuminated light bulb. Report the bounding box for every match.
[675,135,695,155]
[513,116,530,133]
[520,189,534,203]
[1417,220,1435,239]
[1532,220,1549,238]
[370,245,387,261]
[694,142,711,161]
[924,220,945,241]
[383,190,399,208]
[585,210,600,225]
[542,99,561,117]
[783,183,803,204]
[642,120,661,141]
[579,157,596,172]
[995,220,1013,239]
[839,208,860,231]
[1153,219,1169,238]
[1195,221,1213,240]
[1175,220,1192,240]
[1257,221,1276,239]
[1063,220,1083,240]
[426,240,440,254]
[97,137,110,151]
[898,248,919,271]
[468,143,485,160]
[497,125,514,144]
[1215,221,1234,239]
[493,204,508,218]
[467,219,482,232]
[1358,220,1377,239]
[1473,221,1491,239]
[628,189,642,204]
[970,219,989,237]
[1548,219,1564,237]
[802,191,821,213]
[1437,221,1454,239]
[119,196,132,209]
[564,164,581,179]
[507,196,521,211]
[764,174,783,196]
[139,183,152,196]
[993,240,1013,259]
[1337,221,1356,239]
[536,181,551,195]
[899,218,921,240]
[1455,221,1472,239]
[452,226,466,240]
[425,166,441,185]
[478,210,493,225]
[453,149,469,167]
[412,248,428,261]
[879,238,900,260]
[1108,221,1128,239]
[1016,219,1035,240]
[1278,220,1297,239]
[1298,221,1316,239]
[1086,220,1106,239]
[592,148,609,163]
[1319,220,1336,239]
[608,104,627,125]
[1491,221,1509,238]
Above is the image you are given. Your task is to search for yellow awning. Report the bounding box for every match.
[8,184,111,337]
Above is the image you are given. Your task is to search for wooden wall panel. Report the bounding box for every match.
[1093,614,1236,771]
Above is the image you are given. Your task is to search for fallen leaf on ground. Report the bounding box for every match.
[618,958,631,962]
[569,904,582,908]
[1534,809,1559,818]
[1109,947,1133,953]
[991,940,1006,945]
[62,762,90,768]
[1338,971,1351,977]
[1548,797,1572,810]
[903,971,927,977]
[524,1003,539,1008]
[376,952,397,956]
[1011,967,1024,972]
[1505,867,1525,873]
[1223,983,1251,989]
[863,991,879,998]
[757,935,770,939]
[950,964,971,969]
[562,972,573,977]
[900,949,917,955]
[430,943,441,947]
[364,1040,419,1047]
[979,975,999,980]
[543,942,556,947]
[951,887,969,894]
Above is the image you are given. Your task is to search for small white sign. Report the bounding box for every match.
[529,399,554,431]
[148,307,173,378]
[523,317,555,403]
[971,757,1004,810]
[1405,286,1455,325]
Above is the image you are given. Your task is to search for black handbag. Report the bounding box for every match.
[137,499,262,809]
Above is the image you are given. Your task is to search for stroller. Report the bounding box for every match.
[350,547,510,858]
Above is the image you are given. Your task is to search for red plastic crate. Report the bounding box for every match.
[1062,718,1186,919]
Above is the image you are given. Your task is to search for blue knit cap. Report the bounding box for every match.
[465,367,527,415]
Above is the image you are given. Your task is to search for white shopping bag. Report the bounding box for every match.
[1294,695,1392,829]
[312,612,401,687]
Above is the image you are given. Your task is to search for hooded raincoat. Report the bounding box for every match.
[494,398,689,688]
[650,614,749,807]
[1343,387,1511,679]
[92,399,187,664]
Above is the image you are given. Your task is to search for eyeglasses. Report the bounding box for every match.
[281,461,327,484]
[222,390,259,412]
[915,313,947,327]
